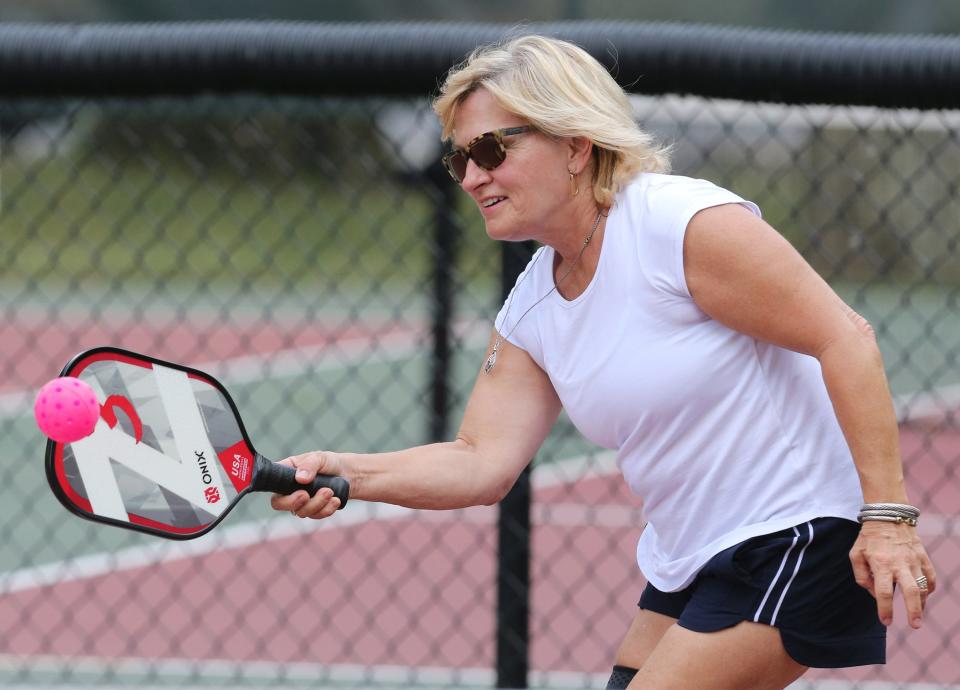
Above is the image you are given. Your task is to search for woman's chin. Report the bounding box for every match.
[483,219,523,243]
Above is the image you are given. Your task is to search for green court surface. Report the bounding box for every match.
[835,282,960,396]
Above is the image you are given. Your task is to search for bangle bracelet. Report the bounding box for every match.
[860,503,919,517]
[859,515,918,526]
[860,510,920,518]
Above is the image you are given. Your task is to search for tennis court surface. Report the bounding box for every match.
[1,313,959,689]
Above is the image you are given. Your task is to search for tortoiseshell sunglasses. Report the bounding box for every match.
[441,126,533,183]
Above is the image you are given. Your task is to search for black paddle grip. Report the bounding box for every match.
[252,454,349,509]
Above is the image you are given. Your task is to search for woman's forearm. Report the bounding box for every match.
[818,326,908,504]
[335,438,515,510]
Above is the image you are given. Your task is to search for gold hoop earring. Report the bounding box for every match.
[569,171,580,197]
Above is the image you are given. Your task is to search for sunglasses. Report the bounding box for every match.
[442,126,533,183]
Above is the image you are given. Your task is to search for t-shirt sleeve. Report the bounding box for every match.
[637,176,761,299]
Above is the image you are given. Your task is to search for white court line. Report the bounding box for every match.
[0,317,492,419]
[3,317,956,423]
[9,319,956,421]
[0,502,411,593]
[894,384,960,426]
[197,316,489,385]
[3,446,959,595]
[0,654,956,690]
[0,451,617,594]
[8,355,958,425]
[0,656,641,690]
[0,654,493,689]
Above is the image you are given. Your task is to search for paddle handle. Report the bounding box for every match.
[252,454,349,509]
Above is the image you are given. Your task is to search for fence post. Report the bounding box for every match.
[496,241,536,689]
[425,161,458,442]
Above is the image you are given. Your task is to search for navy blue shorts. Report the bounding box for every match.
[638,517,886,668]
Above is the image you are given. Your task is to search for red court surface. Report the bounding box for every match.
[0,315,427,394]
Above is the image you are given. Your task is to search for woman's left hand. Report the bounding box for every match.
[850,520,936,629]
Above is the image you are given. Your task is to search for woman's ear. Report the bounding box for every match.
[566,136,594,175]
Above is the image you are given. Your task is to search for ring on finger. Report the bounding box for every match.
[916,575,929,592]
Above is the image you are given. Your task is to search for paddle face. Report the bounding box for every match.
[45,348,258,539]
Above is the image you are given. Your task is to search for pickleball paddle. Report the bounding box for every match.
[44,346,349,539]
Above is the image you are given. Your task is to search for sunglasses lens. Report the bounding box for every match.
[444,151,468,182]
[443,132,510,182]
[471,134,505,170]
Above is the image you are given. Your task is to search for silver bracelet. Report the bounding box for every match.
[860,503,919,517]
[860,510,920,517]
[859,514,918,526]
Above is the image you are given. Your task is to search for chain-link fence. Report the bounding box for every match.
[1,22,959,690]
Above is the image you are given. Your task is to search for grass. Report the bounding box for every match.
[1,103,499,303]
[2,160,477,291]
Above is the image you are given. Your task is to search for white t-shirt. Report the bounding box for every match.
[495,173,863,592]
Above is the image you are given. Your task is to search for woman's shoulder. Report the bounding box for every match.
[622,172,735,202]
[617,173,759,225]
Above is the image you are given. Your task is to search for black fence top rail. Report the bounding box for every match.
[1,20,959,108]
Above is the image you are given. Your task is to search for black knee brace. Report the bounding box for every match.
[606,664,638,689]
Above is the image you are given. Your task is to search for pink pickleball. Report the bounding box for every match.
[34,377,101,444]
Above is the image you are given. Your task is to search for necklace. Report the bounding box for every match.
[484,209,604,374]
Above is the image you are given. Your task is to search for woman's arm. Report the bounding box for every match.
[683,203,935,628]
[270,329,562,514]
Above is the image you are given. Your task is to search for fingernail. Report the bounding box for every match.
[296,469,310,479]
[913,618,922,627]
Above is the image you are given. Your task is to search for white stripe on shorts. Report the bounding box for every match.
[753,523,806,623]
[770,521,814,625]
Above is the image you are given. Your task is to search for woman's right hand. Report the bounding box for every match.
[269,451,345,519]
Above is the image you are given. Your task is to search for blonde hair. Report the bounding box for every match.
[433,34,670,207]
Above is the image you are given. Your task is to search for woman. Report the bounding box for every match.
[272,35,935,689]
